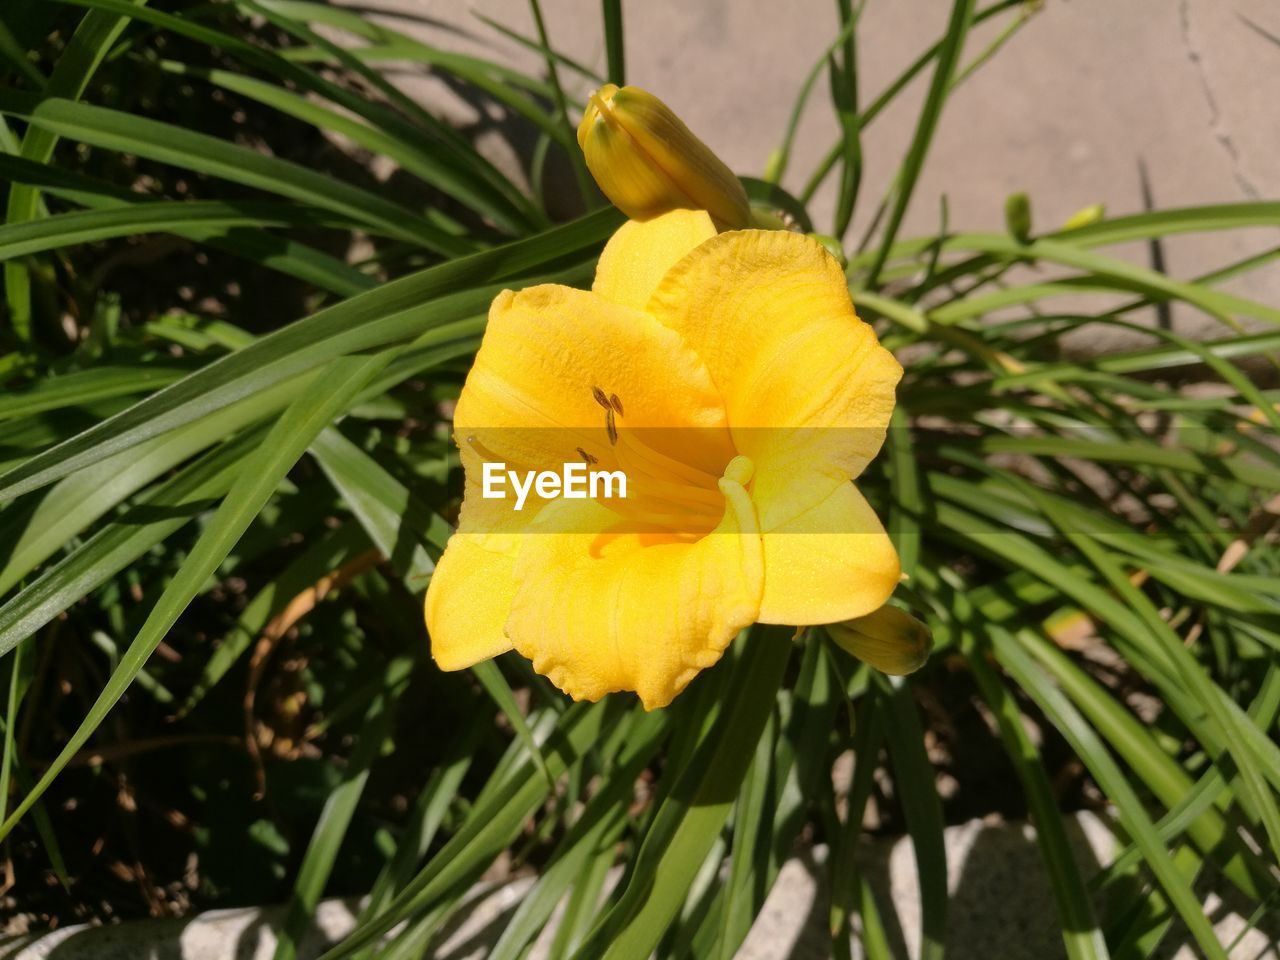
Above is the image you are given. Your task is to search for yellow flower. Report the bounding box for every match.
[425,209,903,709]
[577,84,751,229]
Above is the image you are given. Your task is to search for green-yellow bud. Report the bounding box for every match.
[576,84,750,229]
[1004,191,1032,243]
[1061,203,1106,231]
[827,605,933,676]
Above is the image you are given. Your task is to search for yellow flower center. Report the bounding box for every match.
[587,385,732,538]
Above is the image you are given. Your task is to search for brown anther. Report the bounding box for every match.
[591,385,612,409]
[609,393,624,416]
[605,408,618,446]
[576,447,599,465]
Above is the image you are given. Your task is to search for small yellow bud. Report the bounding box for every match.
[827,605,933,676]
[576,84,750,229]
[1061,203,1105,231]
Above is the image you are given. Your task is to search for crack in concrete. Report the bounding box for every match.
[1179,0,1261,199]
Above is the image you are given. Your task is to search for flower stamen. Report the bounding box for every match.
[591,385,620,445]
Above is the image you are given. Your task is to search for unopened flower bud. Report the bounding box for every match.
[827,605,933,676]
[1061,203,1105,231]
[577,84,750,229]
[1005,191,1032,243]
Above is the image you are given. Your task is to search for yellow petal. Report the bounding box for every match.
[592,209,716,312]
[425,535,516,671]
[827,605,933,676]
[647,229,902,482]
[504,457,763,710]
[454,284,734,492]
[577,84,750,229]
[755,476,900,626]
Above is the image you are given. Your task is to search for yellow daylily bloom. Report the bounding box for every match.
[577,84,751,229]
[426,209,904,709]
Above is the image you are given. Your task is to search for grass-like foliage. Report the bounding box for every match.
[1,1,1278,957]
